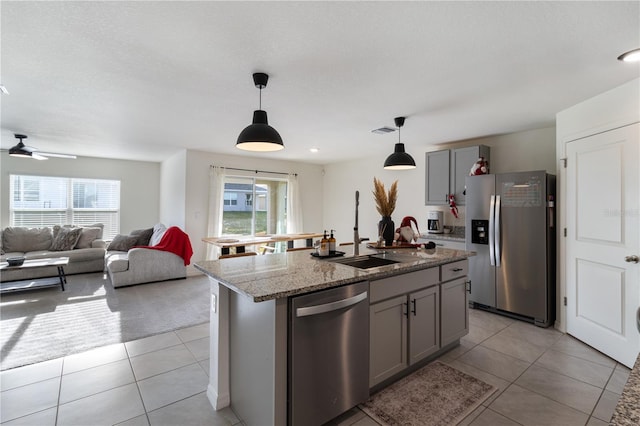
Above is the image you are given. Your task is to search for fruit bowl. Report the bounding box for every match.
[6,257,25,267]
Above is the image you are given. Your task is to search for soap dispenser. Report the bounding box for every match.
[329,230,336,253]
[319,230,330,257]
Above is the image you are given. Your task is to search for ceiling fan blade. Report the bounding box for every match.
[31,153,49,160]
[38,152,77,159]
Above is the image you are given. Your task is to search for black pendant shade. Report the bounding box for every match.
[236,73,284,152]
[384,117,416,170]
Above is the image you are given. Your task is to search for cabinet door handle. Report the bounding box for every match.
[466,280,472,293]
[403,301,409,317]
[451,268,463,272]
[411,299,417,316]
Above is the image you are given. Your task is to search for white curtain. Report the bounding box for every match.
[206,166,226,259]
[286,173,303,235]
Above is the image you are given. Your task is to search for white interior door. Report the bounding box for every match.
[566,123,639,368]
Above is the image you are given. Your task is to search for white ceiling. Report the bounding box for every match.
[1,1,639,165]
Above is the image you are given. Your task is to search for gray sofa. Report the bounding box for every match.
[0,225,107,282]
[105,223,187,288]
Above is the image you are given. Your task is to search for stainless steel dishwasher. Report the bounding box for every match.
[289,281,370,426]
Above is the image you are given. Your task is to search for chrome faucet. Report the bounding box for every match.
[353,190,369,256]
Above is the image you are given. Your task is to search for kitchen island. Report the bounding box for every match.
[194,246,474,425]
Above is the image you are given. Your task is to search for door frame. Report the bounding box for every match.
[556,78,640,334]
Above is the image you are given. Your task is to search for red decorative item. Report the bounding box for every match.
[395,216,420,243]
[469,156,489,176]
[448,194,459,218]
[138,226,193,266]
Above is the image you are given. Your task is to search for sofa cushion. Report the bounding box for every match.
[149,223,167,246]
[106,253,129,273]
[131,228,154,246]
[75,227,103,249]
[50,226,82,251]
[3,227,53,252]
[107,234,138,252]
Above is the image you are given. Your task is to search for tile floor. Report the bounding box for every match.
[0,308,631,425]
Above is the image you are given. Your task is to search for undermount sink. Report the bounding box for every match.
[328,255,400,270]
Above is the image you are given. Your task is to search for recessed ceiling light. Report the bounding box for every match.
[0,85,9,95]
[310,148,319,153]
[618,48,640,62]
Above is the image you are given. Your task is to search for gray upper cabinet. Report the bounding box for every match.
[425,145,490,206]
[425,150,450,205]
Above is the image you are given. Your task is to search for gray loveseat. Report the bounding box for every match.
[0,225,107,282]
[105,223,187,288]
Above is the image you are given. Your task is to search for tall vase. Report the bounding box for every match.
[379,216,395,246]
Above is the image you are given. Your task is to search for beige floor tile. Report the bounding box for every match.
[0,357,63,391]
[175,322,210,343]
[138,363,209,412]
[0,406,57,426]
[457,345,531,382]
[62,342,128,374]
[591,389,621,422]
[351,416,381,426]
[199,358,210,376]
[586,416,609,426]
[462,323,499,345]
[498,321,563,349]
[480,331,547,363]
[129,344,198,380]
[535,349,614,388]
[515,363,602,414]
[0,377,60,423]
[147,391,238,426]
[469,407,520,425]
[551,335,617,368]
[59,358,135,404]
[437,338,476,363]
[124,331,182,357]
[185,336,210,361]
[57,383,145,426]
[445,359,510,406]
[457,405,486,426]
[606,364,631,394]
[115,414,151,426]
[489,384,589,426]
[469,308,515,332]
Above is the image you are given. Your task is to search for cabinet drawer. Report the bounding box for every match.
[441,260,468,282]
[370,268,439,304]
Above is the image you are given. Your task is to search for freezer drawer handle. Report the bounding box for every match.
[296,291,368,317]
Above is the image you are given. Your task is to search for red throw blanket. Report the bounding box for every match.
[139,226,193,266]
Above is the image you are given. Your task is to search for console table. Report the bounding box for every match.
[0,257,69,293]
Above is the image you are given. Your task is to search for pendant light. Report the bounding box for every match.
[236,72,284,152]
[384,117,416,170]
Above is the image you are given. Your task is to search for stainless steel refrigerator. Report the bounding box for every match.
[465,171,556,327]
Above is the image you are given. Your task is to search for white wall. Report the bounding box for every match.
[160,150,187,228]
[323,126,556,244]
[182,150,324,268]
[0,153,160,233]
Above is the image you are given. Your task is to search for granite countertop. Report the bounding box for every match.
[611,354,640,425]
[419,226,465,242]
[194,246,474,303]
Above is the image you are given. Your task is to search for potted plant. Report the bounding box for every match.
[373,177,398,246]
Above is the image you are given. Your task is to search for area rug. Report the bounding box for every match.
[360,361,496,426]
[1,272,210,371]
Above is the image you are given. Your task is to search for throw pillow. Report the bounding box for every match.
[4,227,54,252]
[50,226,83,251]
[75,227,103,249]
[107,234,138,252]
[130,228,154,246]
[149,223,167,246]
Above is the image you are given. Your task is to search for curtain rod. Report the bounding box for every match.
[210,165,296,177]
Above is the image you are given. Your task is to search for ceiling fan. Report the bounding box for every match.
[7,134,76,160]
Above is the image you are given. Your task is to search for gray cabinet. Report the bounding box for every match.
[441,278,469,346]
[369,295,407,386]
[408,286,440,364]
[440,260,470,347]
[425,145,490,206]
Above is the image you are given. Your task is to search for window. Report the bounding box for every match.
[10,175,121,239]
[221,176,287,237]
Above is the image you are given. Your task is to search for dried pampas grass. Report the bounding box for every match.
[373,177,398,217]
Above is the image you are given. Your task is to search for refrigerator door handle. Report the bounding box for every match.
[495,195,501,267]
[489,195,496,266]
